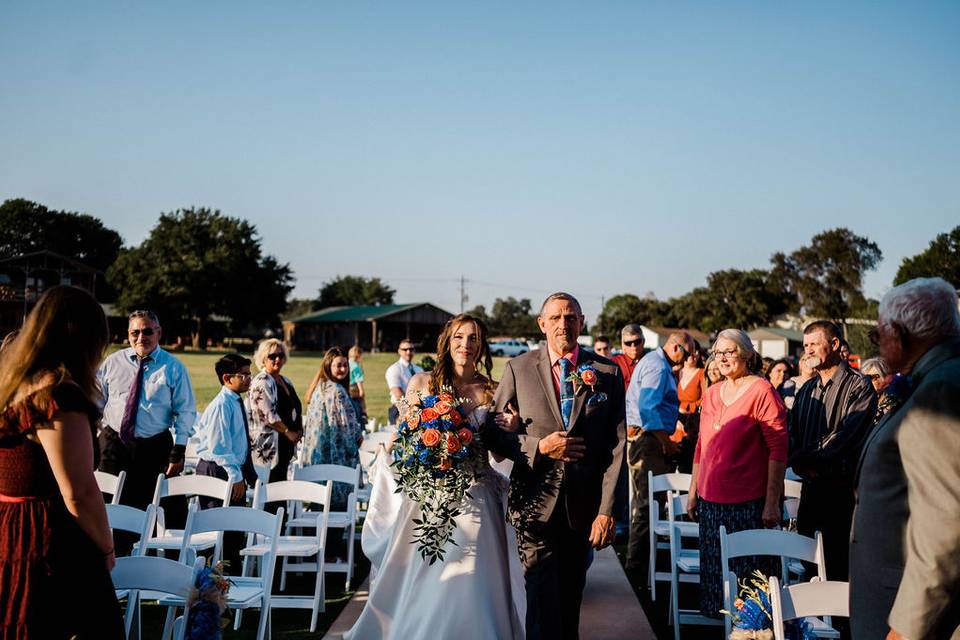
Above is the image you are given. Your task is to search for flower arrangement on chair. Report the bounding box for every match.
[186,561,232,640]
[721,571,816,640]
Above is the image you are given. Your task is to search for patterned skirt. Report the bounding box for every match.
[697,497,780,618]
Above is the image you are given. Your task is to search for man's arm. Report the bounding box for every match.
[598,369,626,516]
[624,361,642,430]
[888,379,960,639]
[170,361,198,446]
[386,364,404,403]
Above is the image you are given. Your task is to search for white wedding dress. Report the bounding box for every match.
[345,407,526,639]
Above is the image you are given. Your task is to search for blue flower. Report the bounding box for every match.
[418,450,434,464]
[421,395,437,408]
[587,392,608,406]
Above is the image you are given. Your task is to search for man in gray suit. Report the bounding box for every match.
[850,277,960,640]
[483,292,626,640]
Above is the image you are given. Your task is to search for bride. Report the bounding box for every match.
[345,314,525,639]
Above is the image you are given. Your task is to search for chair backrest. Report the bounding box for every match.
[362,431,395,448]
[95,470,126,505]
[650,471,692,494]
[783,479,802,499]
[293,463,362,488]
[770,576,849,640]
[254,480,333,545]
[112,555,205,640]
[152,473,232,504]
[106,504,157,557]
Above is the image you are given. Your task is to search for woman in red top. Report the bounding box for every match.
[687,328,787,618]
[0,286,123,639]
[673,348,707,472]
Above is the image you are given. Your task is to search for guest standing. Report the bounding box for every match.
[623,331,695,574]
[302,347,363,509]
[675,348,707,473]
[592,335,613,359]
[687,329,787,618]
[789,320,876,582]
[704,355,723,388]
[0,286,124,638]
[385,339,423,425]
[248,339,303,483]
[97,310,197,527]
[611,324,645,542]
[789,353,816,391]
[851,277,960,640]
[348,345,367,424]
[766,358,798,410]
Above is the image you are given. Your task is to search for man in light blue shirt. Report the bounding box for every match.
[195,354,256,506]
[623,330,695,575]
[97,310,198,514]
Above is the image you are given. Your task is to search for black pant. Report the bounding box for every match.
[388,405,400,426]
[797,477,855,581]
[196,459,248,570]
[520,499,591,640]
[268,430,299,484]
[98,428,186,554]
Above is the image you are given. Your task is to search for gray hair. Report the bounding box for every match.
[128,309,160,326]
[878,277,960,341]
[539,292,582,316]
[713,328,762,373]
[860,357,890,377]
[253,338,289,371]
[621,324,644,340]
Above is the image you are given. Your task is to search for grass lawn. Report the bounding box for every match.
[109,347,510,424]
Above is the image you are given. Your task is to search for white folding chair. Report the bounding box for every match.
[770,576,849,640]
[162,506,284,640]
[107,504,157,558]
[720,526,836,639]
[647,471,693,600]
[357,440,390,510]
[668,495,721,640]
[243,479,333,632]
[291,463,361,590]
[141,473,231,560]
[96,469,127,505]
[111,555,205,640]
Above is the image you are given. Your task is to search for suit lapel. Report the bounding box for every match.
[536,347,565,431]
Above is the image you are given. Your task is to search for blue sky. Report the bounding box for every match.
[2,1,957,322]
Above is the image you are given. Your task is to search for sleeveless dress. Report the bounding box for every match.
[0,382,124,639]
[345,407,526,639]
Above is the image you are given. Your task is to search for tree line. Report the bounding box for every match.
[2,198,958,350]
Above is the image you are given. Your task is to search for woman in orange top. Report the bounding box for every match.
[673,348,707,472]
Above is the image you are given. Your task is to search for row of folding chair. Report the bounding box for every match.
[95,469,127,505]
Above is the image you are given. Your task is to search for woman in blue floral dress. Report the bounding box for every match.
[301,347,363,509]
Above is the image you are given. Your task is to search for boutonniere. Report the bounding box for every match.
[566,364,599,394]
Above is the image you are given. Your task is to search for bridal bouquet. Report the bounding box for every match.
[391,389,485,564]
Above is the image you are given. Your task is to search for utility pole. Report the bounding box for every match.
[459,275,467,313]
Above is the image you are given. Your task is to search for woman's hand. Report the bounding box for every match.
[495,402,521,432]
[686,492,698,521]
[285,428,302,444]
[762,501,780,528]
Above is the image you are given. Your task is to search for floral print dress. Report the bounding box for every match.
[301,381,363,509]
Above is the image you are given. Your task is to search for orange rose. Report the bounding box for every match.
[446,434,462,454]
[439,458,452,471]
[449,410,462,426]
[457,428,473,444]
[421,428,441,447]
[421,408,439,422]
[406,411,421,428]
[581,369,598,386]
[438,393,455,403]
[433,401,452,415]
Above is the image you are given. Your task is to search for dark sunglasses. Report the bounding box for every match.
[129,328,156,337]
[266,352,286,361]
[623,339,643,347]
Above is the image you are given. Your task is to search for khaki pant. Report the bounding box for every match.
[625,433,672,571]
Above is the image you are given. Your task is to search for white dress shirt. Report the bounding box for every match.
[385,358,423,404]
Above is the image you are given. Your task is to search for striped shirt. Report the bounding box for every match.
[788,362,877,480]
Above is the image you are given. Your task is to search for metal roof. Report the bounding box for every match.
[289,303,441,324]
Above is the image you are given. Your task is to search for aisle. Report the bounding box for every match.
[322,546,655,639]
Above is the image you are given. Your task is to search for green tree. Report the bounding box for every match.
[283,298,317,320]
[771,228,882,326]
[678,269,793,333]
[594,294,669,337]
[894,225,960,289]
[484,297,540,338]
[316,275,395,308]
[107,207,293,349]
[0,198,123,299]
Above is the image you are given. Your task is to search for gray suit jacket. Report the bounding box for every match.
[482,347,626,536]
[850,337,960,640]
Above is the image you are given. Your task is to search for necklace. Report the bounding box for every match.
[714,377,749,431]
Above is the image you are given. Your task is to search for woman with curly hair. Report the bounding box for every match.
[0,286,124,638]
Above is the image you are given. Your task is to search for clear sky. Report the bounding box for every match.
[2,1,958,322]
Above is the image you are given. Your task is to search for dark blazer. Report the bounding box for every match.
[850,337,960,640]
[482,347,626,535]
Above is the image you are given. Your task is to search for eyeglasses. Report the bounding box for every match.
[129,328,156,337]
[231,373,252,380]
[623,339,643,347]
[266,353,286,361]
[714,348,739,360]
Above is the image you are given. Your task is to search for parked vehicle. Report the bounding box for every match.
[490,339,530,357]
